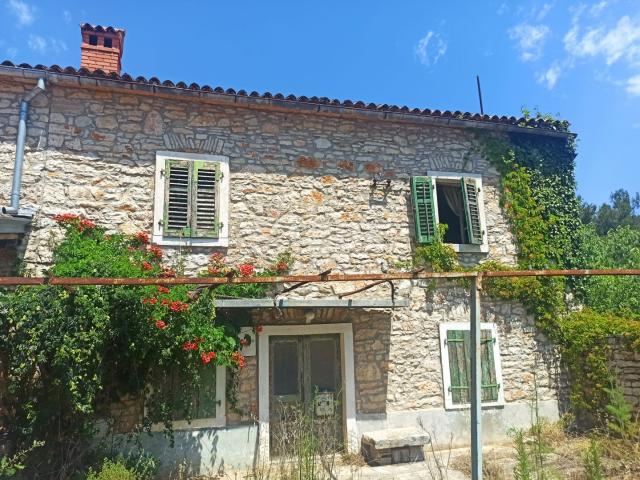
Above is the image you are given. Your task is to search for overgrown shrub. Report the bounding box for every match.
[86,459,136,480]
[0,215,292,478]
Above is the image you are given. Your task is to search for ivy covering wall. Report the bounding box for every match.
[414,128,640,423]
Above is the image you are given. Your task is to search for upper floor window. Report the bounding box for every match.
[153,151,230,247]
[411,172,487,252]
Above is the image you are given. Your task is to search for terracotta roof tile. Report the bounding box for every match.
[0,60,571,133]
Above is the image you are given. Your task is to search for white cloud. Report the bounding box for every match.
[508,23,550,62]
[564,16,640,66]
[6,46,17,57]
[497,3,508,15]
[627,75,640,96]
[537,64,561,89]
[27,34,67,54]
[6,0,35,26]
[63,10,71,23]
[590,1,609,17]
[414,31,447,67]
[27,34,46,53]
[535,2,554,21]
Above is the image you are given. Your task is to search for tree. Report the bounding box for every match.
[580,189,640,235]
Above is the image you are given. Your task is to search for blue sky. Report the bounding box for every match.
[1,0,639,205]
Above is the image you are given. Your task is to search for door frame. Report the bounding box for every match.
[257,323,358,462]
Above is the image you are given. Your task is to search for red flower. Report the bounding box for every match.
[210,252,224,263]
[142,261,153,271]
[231,351,246,369]
[78,218,96,231]
[135,231,150,244]
[238,263,255,277]
[275,261,288,273]
[200,351,216,365]
[161,299,170,306]
[157,285,169,294]
[160,266,176,278]
[207,266,221,275]
[182,341,197,351]
[155,319,167,330]
[168,301,189,312]
[148,244,163,259]
[52,213,79,223]
[255,325,263,333]
[239,338,249,346]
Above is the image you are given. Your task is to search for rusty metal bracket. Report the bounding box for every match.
[279,269,332,294]
[337,279,396,304]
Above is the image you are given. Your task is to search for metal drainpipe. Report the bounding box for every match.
[2,77,46,215]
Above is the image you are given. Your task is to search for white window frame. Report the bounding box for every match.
[439,322,505,410]
[427,171,489,253]
[153,151,230,247]
[148,365,227,431]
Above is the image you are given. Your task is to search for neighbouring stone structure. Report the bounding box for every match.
[0,60,566,474]
[608,338,640,412]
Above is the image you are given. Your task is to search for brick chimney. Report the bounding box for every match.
[80,23,126,74]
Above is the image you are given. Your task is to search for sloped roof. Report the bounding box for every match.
[0,60,571,135]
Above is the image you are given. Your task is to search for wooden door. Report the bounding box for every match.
[269,334,343,456]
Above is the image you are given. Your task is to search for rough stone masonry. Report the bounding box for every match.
[0,73,562,463]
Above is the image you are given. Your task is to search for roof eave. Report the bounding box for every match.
[0,64,575,139]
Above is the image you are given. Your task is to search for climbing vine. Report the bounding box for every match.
[0,214,292,475]
[414,128,639,423]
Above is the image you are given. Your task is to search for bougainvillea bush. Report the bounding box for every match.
[0,214,291,476]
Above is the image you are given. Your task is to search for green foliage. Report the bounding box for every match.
[0,441,43,478]
[580,189,640,235]
[510,428,533,480]
[0,215,293,477]
[86,459,137,480]
[470,131,639,425]
[556,310,640,420]
[413,225,461,272]
[577,225,640,318]
[582,439,604,480]
[603,384,635,439]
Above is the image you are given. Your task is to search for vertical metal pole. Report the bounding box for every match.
[476,75,484,116]
[470,273,483,480]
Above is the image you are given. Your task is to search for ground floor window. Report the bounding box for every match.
[439,322,504,409]
[149,365,226,430]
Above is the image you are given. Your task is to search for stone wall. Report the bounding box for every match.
[0,76,559,428]
[608,338,640,412]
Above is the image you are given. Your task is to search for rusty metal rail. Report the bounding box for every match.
[0,268,638,286]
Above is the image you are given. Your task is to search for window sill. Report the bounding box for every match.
[446,243,489,254]
[152,235,229,248]
[444,400,505,410]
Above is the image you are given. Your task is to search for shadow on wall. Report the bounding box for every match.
[134,424,258,478]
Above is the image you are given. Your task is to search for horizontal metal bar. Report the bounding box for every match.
[215,298,410,309]
[0,269,638,286]
[481,268,640,277]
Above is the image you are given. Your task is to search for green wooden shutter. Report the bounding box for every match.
[191,161,220,238]
[163,159,192,237]
[447,329,470,404]
[480,330,499,402]
[461,178,483,245]
[411,176,437,245]
[447,328,499,404]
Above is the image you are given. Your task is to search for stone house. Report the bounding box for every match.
[0,24,572,474]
